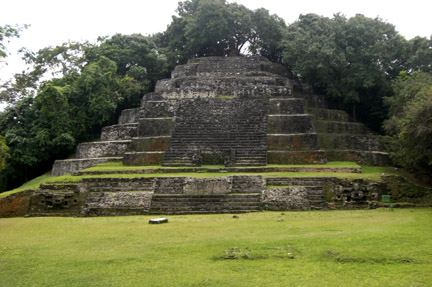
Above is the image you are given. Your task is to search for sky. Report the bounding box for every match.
[1,0,431,90]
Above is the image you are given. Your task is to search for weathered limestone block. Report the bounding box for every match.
[267,115,315,134]
[263,187,311,210]
[76,140,131,158]
[138,118,174,137]
[100,124,138,141]
[80,177,155,192]
[295,93,329,109]
[28,189,82,216]
[127,136,171,152]
[0,190,32,217]
[269,98,305,114]
[153,177,186,194]
[267,151,327,164]
[314,121,372,134]
[319,134,385,151]
[327,179,384,209]
[171,62,199,78]
[123,151,165,166]
[183,177,232,195]
[141,100,176,118]
[85,192,153,209]
[118,108,139,124]
[267,134,320,151]
[307,108,351,122]
[196,56,261,76]
[51,157,122,176]
[231,175,265,193]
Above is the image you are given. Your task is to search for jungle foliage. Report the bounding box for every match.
[0,0,431,191]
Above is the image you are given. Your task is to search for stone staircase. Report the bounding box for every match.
[149,194,262,214]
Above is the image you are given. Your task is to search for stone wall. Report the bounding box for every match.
[0,190,33,217]
[51,157,122,176]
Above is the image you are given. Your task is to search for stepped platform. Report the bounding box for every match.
[24,56,394,217]
[76,163,362,175]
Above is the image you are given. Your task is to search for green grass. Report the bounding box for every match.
[82,161,360,172]
[0,173,54,198]
[0,209,431,286]
[45,165,397,184]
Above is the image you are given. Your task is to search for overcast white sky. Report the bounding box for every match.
[1,0,431,86]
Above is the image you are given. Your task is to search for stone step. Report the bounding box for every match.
[82,208,149,216]
[76,140,131,159]
[325,150,391,166]
[307,108,352,122]
[267,114,315,134]
[123,151,165,166]
[267,133,320,151]
[267,150,327,164]
[149,194,262,214]
[100,123,138,141]
[293,93,329,109]
[268,98,305,114]
[319,134,385,151]
[266,177,336,186]
[51,157,123,176]
[118,108,139,124]
[138,118,174,137]
[141,100,175,118]
[127,136,171,152]
[314,121,372,135]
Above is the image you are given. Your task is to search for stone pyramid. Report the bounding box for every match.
[52,56,388,176]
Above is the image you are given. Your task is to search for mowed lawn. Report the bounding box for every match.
[1,209,431,287]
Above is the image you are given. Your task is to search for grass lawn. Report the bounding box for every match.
[0,209,431,286]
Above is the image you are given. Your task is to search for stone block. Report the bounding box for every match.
[51,157,122,176]
[269,98,305,114]
[76,140,131,158]
[183,177,232,195]
[123,151,164,166]
[141,101,176,118]
[267,115,315,134]
[138,118,174,137]
[118,108,139,124]
[319,134,385,151]
[128,136,171,152]
[267,151,327,164]
[267,134,320,150]
[0,190,32,217]
[100,124,138,141]
[325,150,391,166]
[314,121,371,134]
[307,108,351,122]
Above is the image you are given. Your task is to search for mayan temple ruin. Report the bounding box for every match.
[2,57,392,216]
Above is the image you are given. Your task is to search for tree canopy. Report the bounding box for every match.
[384,72,432,180]
[156,0,286,69]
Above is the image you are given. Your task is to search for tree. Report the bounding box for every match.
[0,24,28,60]
[384,72,432,181]
[157,0,286,69]
[405,36,432,73]
[0,136,8,171]
[0,41,88,103]
[282,13,406,131]
[85,34,166,109]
